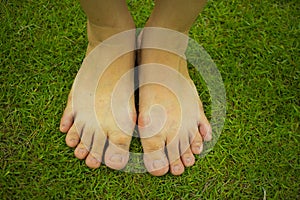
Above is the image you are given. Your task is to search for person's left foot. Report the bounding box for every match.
[60,22,136,170]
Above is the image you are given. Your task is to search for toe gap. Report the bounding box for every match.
[79,123,86,139]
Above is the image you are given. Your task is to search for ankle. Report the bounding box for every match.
[88,20,135,42]
[86,20,135,55]
[145,20,190,34]
[139,27,189,59]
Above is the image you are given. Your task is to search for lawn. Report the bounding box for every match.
[1,0,299,199]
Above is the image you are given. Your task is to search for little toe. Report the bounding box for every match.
[65,125,80,148]
[74,142,89,160]
[198,103,212,141]
[199,122,212,142]
[170,159,185,176]
[60,95,73,133]
[104,131,132,170]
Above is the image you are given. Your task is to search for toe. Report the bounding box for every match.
[85,130,106,169]
[199,122,212,142]
[85,153,101,169]
[60,107,73,133]
[74,142,89,160]
[144,154,169,176]
[60,94,73,133]
[190,130,203,155]
[198,103,212,141]
[65,125,80,148]
[170,158,185,176]
[104,131,132,170]
[179,137,195,167]
[181,149,195,167]
[141,135,169,176]
[166,137,185,175]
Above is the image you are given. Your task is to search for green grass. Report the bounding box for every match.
[1,0,299,199]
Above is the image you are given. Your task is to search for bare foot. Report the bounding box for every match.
[138,29,212,176]
[60,21,136,170]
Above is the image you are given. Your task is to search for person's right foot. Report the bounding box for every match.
[138,29,212,176]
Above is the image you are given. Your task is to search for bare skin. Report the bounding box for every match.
[138,49,212,176]
[60,0,212,175]
[137,0,212,176]
[60,0,137,170]
[60,42,136,170]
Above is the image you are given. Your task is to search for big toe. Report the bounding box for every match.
[104,131,132,170]
[141,136,169,176]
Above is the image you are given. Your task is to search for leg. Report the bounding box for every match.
[145,0,207,33]
[60,0,136,170]
[80,0,135,54]
[138,0,212,176]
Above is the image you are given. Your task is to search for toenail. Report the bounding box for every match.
[194,143,203,152]
[173,165,181,172]
[92,158,99,164]
[194,147,202,153]
[79,148,86,154]
[69,138,76,142]
[186,157,192,164]
[153,160,166,169]
[199,144,203,153]
[110,154,123,163]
